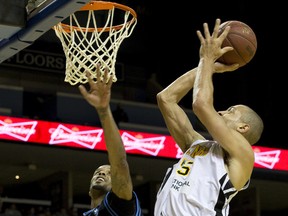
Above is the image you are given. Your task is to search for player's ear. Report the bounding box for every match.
[236,123,250,133]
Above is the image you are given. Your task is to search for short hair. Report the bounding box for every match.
[240,105,264,145]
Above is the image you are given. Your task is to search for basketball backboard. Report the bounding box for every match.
[0,0,91,64]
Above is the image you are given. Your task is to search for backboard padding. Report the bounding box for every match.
[0,0,91,64]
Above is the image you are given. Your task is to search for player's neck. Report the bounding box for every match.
[91,194,106,208]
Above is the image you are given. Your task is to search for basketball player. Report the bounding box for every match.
[154,18,263,215]
[79,67,142,216]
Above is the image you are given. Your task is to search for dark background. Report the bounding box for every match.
[111,0,286,149]
[1,2,286,151]
[0,0,287,215]
[26,0,286,149]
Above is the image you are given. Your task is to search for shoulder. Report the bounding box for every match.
[191,139,217,148]
[104,191,142,215]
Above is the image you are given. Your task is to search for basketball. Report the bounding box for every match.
[217,20,257,67]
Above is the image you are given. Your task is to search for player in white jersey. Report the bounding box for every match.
[155,18,264,215]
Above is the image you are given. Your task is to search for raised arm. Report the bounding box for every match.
[78,66,133,200]
[156,30,239,153]
[193,18,254,190]
[156,68,205,153]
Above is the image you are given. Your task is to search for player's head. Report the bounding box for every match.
[218,104,263,145]
[89,164,112,197]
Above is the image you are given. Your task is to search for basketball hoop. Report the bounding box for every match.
[53,1,137,85]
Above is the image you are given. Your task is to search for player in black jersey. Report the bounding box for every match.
[79,66,143,216]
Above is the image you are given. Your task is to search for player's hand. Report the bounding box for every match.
[78,65,113,110]
[197,18,234,63]
[214,62,239,73]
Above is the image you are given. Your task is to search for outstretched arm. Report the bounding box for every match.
[193,18,254,190]
[79,66,133,200]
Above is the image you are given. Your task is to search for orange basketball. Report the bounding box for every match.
[217,20,257,67]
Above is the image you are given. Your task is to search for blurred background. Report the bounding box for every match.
[0,0,287,215]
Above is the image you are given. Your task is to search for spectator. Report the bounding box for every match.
[4,203,22,216]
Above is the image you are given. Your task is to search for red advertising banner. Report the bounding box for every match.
[0,115,287,172]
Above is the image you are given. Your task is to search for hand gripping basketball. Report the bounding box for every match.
[217,20,257,67]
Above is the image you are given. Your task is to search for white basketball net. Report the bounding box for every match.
[53,3,137,85]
